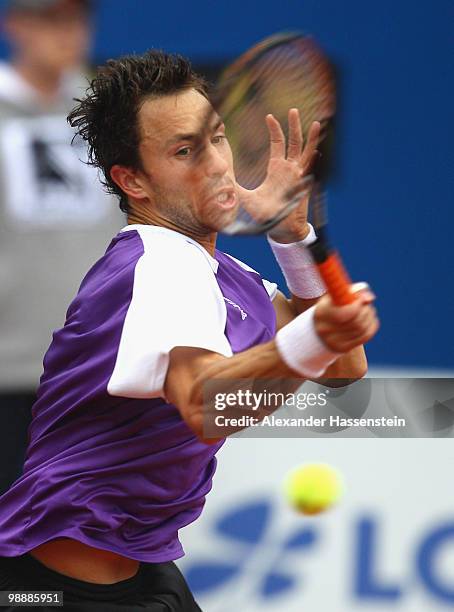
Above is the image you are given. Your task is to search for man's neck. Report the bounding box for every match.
[127,211,217,256]
[13,58,62,102]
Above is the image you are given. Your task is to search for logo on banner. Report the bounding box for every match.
[184,499,317,600]
[183,498,454,606]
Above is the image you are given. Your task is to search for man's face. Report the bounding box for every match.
[136,88,238,234]
[7,0,91,72]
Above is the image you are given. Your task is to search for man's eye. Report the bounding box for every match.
[176,147,191,157]
[212,135,226,144]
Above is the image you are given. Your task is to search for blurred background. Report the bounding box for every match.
[0,0,452,610]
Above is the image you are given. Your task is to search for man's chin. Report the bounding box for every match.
[208,205,240,233]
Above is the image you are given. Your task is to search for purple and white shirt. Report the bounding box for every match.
[0,225,277,562]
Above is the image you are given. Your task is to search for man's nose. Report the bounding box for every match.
[203,144,229,178]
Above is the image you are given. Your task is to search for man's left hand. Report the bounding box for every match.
[236,110,320,243]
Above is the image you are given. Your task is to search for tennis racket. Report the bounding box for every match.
[211,32,355,306]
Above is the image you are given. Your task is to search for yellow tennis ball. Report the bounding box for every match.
[284,463,343,515]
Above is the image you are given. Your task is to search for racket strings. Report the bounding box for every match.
[220,40,335,142]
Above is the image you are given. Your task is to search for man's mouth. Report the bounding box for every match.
[214,189,237,209]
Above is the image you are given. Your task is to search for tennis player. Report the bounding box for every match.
[0,51,378,610]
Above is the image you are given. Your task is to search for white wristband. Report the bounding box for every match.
[275,306,339,378]
[267,226,326,299]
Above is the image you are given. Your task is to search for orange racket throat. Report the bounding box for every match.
[316,252,355,306]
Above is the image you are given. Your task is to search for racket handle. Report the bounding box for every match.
[316,251,355,305]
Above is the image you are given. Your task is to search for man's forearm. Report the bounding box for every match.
[172,340,303,440]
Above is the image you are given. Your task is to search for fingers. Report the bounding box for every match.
[301,120,321,172]
[319,308,379,352]
[265,113,286,159]
[335,308,380,350]
[266,112,321,172]
[346,304,378,342]
[320,283,376,325]
[314,285,380,352]
[323,298,366,325]
[286,108,303,161]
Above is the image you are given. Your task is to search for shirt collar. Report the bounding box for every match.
[121,224,219,273]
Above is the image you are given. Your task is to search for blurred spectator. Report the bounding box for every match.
[0,0,124,493]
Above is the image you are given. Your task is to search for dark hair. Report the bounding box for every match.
[68,50,208,214]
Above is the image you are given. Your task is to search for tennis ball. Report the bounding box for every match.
[284,463,343,515]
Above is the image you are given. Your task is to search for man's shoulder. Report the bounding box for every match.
[122,225,218,271]
[88,226,219,301]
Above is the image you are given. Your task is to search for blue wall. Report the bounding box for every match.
[1,0,452,368]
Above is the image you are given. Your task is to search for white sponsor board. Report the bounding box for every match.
[179,437,454,611]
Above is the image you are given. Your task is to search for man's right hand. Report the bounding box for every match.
[314,286,379,353]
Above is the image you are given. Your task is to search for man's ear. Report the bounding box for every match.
[110,165,149,201]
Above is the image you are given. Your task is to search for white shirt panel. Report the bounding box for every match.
[107,228,232,399]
